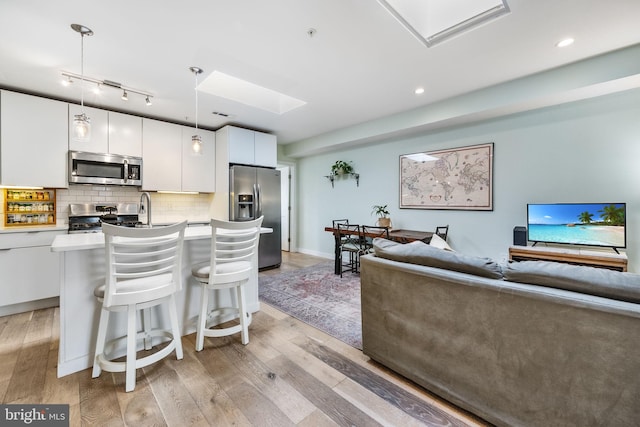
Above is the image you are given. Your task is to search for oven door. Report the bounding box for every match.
[69,151,142,186]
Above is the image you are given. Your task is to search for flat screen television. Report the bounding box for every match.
[527,203,626,252]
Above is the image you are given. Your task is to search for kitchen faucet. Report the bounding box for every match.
[139,192,152,228]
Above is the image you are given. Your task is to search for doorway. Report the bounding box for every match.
[277,165,292,251]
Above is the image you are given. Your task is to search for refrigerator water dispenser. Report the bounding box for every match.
[237,194,254,220]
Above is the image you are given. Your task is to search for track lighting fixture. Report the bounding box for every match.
[71,23,93,142]
[60,72,154,105]
[189,66,204,154]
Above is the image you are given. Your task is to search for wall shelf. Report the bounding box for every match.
[325,173,360,188]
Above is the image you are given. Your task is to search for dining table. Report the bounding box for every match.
[324,226,433,275]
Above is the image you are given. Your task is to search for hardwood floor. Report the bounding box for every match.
[0,251,488,426]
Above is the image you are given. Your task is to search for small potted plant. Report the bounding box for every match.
[372,204,391,228]
[331,160,354,176]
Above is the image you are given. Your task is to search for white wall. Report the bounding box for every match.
[295,88,640,271]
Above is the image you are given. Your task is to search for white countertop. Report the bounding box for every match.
[0,224,68,234]
[51,226,273,252]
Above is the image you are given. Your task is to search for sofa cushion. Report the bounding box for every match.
[504,260,640,304]
[372,238,503,279]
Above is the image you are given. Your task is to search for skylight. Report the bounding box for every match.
[378,0,510,47]
[197,71,306,115]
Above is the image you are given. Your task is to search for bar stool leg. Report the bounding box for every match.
[168,295,183,359]
[142,308,152,350]
[237,284,249,345]
[125,305,137,392]
[92,308,109,378]
[196,284,209,352]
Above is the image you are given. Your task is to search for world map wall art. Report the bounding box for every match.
[399,142,494,210]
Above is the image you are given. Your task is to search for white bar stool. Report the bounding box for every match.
[191,216,263,351]
[91,221,187,392]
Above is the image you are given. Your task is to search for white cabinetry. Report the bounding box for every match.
[142,119,215,192]
[227,126,255,165]
[0,229,65,316]
[69,106,142,157]
[68,104,109,153]
[0,90,68,188]
[142,118,182,192]
[181,127,215,193]
[221,125,277,168]
[254,131,277,168]
[108,111,142,157]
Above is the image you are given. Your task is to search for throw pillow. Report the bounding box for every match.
[372,238,503,279]
[504,260,640,304]
[429,233,454,251]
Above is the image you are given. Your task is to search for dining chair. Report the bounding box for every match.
[337,223,364,277]
[332,219,349,228]
[92,220,187,392]
[191,216,263,351]
[435,225,449,241]
[361,225,390,253]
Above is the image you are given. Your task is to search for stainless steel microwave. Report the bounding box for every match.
[69,151,142,186]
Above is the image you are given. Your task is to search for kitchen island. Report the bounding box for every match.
[51,225,272,377]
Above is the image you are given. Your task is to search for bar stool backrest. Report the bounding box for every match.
[208,216,264,285]
[102,221,187,308]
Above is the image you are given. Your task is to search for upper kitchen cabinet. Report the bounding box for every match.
[68,104,108,153]
[0,90,68,188]
[69,107,142,157]
[226,126,254,165]
[142,119,215,192]
[141,118,182,192]
[107,112,142,157]
[181,127,215,193]
[254,131,277,168]
[219,125,277,168]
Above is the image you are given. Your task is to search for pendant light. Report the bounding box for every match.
[71,24,93,142]
[190,66,203,154]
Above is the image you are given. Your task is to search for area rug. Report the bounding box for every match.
[259,261,362,349]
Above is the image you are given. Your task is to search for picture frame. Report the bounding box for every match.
[399,142,493,210]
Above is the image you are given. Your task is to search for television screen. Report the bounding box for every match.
[527,203,626,249]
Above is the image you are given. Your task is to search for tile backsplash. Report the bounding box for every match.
[56,185,216,225]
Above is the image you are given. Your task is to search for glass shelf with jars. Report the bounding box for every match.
[3,188,56,227]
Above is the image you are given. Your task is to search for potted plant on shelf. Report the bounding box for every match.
[372,204,391,228]
[331,160,354,176]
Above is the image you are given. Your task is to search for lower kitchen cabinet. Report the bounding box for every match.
[0,229,65,316]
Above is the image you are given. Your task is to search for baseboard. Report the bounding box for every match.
[0,297,59,317]
[296,248,333,259]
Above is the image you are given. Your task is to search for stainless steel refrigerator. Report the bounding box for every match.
[229,165,282,270]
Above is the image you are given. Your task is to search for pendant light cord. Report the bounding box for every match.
[194,72,199,131]
[80,32,85,111]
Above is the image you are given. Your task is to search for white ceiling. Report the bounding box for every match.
[1,0,639,146]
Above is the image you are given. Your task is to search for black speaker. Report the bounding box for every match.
[513,226,527,246]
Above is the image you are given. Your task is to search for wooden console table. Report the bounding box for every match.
[509,245,627,272]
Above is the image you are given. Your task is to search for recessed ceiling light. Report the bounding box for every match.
[556,38,574,48]
[415,87,425,95]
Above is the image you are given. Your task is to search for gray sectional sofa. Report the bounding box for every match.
[360,238,640,427]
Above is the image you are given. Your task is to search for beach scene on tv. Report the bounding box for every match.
[527,203,626,248]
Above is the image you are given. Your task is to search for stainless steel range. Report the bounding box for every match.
[68,203,142,234]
